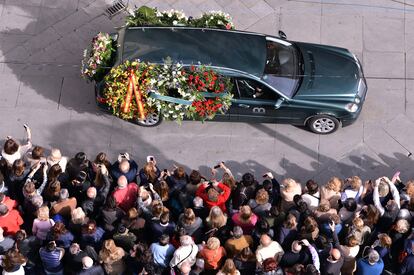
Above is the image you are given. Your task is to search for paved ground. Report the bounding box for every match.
[1,0,414,184]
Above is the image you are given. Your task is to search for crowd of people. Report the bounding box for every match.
[0,126,413,275]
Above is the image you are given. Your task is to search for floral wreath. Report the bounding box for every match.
[81,32,114,82]
[103,60,233,123]
[126,6,235,30]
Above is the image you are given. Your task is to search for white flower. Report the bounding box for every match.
[173,20,178,25]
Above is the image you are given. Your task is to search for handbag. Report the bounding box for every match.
[170,244,194,275]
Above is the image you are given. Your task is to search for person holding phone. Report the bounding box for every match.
[138,156,161,187]
[110,152,138,183]
[1,124,32,166]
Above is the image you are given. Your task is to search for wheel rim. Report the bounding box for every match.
[312,117,336,133]
[138,112,159,126]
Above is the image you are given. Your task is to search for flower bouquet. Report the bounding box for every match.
[81,32,115,82]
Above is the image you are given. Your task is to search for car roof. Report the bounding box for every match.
[121,27,267,77]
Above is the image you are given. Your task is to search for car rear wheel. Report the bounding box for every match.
[136,111,162,127]
[307,115,339,134]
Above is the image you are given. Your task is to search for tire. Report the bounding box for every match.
[135,111,162,127]
[307,114,339,134]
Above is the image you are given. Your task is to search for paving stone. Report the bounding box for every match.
[0,33,32,53]
[59,76,96,113]
[5,0,42,6]
[363,17,404,52]
[249,0,275,18]
[0,5,41,34]
[280,14,321,43]
[246,12,279,36]
[0,73,20,107]
[406,13,414,52]
[35,7,75,34]
[22,27,61,55]
[321,15,363,52]
[146,0,172,11]
[361,78,405,123]
[16,75,62,110]
[52,9,93,35]
[5,46,30,62]
[280,1,321,15]
[405,80,414,119]
[363,51,405,78]
[322,0,404,19]
[225,0,260,30]
[197,0,226,14]
[170,0,203,17]
[384,113,414,154]
[41,0,78,9]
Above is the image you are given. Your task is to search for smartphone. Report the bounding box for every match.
[213,164,221,169]
[263,174,268,178]
[163,169,167,173]
[146,156,154,162]
[23,124,28,129]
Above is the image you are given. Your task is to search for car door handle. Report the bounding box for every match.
[238,104,250,108]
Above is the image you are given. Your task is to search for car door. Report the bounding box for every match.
[232,78,295,123]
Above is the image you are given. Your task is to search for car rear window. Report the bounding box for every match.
[123,27,267,77]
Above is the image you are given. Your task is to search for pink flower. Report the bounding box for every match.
[225,23,232,30]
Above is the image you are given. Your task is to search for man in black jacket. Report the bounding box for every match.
[320,222,344,275]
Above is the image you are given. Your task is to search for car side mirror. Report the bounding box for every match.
[278,30,287,40]
[274,98,285,109]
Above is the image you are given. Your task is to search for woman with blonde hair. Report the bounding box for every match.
[320,176,342,209]
[217,258,240,275]
[69,207,89,238]
[32,206,55,240]
[248,188,271,217]
[99,239,126,275]
[280,178,302,212]
[139,161,160,186]
[178,208,203,240]
[206,206,228,230]
[347,217,371,245]
[199,237,227,272]
[232,205,258,235]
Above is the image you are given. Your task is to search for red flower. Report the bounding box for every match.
[190,65,195,71]
[226,23,232,30]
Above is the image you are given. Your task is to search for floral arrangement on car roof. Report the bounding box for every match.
[81,32,115,82]
[103,59,233,123]
[126,6,235,29]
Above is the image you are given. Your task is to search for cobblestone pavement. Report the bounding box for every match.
[0,0,414,183]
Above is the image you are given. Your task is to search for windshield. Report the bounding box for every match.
[263,38,300,98]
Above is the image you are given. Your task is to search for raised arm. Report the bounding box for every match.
[373,178,385,216]
[384,177,400,209]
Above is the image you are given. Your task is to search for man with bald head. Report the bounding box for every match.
[321,222,344,275]
[112,175,138,212]
[110,152,138,183]
[256,234,284,266]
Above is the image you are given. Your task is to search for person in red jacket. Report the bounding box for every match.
[0,193,17,211]
[196,181,231,212]
[0,204,23,236]
[112,175,138,212]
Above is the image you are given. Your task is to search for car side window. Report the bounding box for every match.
[236,78,279,101]
[229,79,240,99]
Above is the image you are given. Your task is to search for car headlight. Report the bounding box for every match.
[354,97,361,104]
[345,103,359,113]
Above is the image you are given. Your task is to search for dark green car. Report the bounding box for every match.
[95,26,367,134]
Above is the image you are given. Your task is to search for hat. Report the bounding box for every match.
[47,148,62,165]
[117,224,128,234]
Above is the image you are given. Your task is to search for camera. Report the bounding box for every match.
[163,169,167,173]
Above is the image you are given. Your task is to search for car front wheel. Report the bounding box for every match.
[307,115,339,134]
[136,111,162,127]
